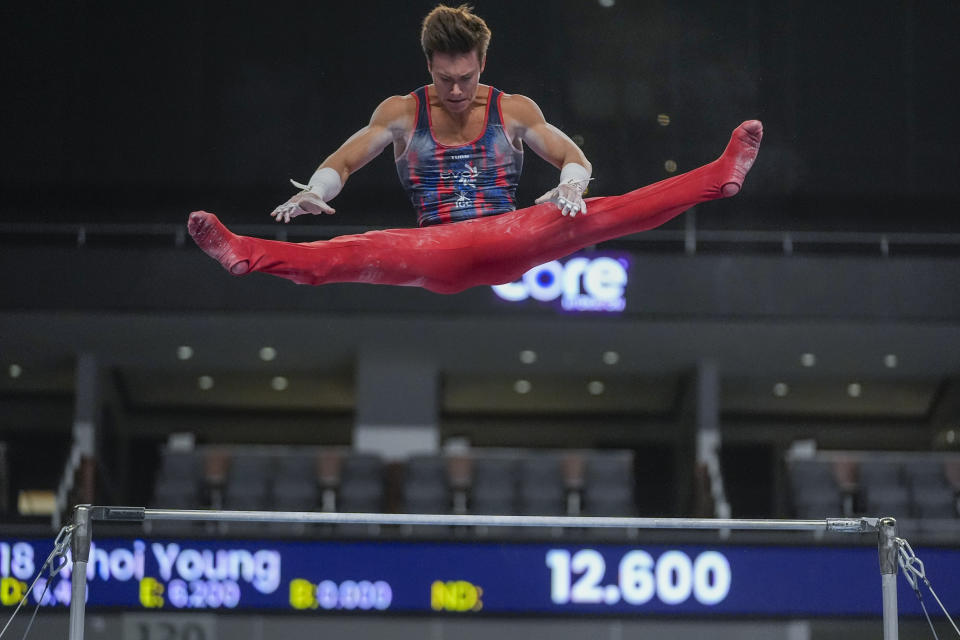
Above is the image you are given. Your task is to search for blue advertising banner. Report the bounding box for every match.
[1,537,957,616]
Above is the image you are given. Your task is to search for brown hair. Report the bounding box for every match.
[420,4,491,64]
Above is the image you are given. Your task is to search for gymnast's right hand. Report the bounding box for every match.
[270,191,335,224]
[270,167,343,223]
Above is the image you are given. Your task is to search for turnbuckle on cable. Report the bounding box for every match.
[0,524,75,640]
[895,536,960,639]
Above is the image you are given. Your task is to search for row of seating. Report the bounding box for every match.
[154,450,382,513]
[788,456,960,521]
[149,447,637,535]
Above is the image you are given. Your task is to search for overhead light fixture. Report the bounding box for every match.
[176,346,194,361]
[271,376,289,391]
[8,364,22,379]
[259,347,277,362]
[513,379,532,394]
[598,0,615,7]
[197,376,214,391]
[519,350,537,364]
[664,159,678,173]
[657,114,670,126]
[587,381,605,395]
[847,382,862,398]
[800,353,816,367]
[773,382,789,397]
[884,354,898,369]
[602,351,620,365]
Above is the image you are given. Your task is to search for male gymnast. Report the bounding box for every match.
[189,4,762,294]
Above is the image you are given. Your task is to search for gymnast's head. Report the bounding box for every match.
[421,4,491,112]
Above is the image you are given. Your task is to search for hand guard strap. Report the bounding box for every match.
[559,162,592,192]
[290,167,343,202]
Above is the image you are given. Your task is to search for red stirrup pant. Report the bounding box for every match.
[189,121,762,295]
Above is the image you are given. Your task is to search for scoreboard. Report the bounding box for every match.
[2,537,958,616]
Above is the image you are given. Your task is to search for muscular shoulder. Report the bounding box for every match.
[499,93,547,129]
[370,94,418,134]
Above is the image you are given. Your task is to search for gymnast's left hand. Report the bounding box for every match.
[270,191,336,224]
[535,181,587,217]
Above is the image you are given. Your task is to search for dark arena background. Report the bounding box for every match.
[2,1,960,639]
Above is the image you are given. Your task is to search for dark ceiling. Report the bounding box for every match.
[1,1,958,228]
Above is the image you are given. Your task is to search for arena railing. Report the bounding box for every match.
[3,222,960,257]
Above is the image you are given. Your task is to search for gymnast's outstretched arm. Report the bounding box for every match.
[269,95,417,223]
[500,93,594,217]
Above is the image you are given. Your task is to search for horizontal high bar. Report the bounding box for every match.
[85,506,879,534]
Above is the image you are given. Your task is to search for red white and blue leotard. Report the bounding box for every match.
[396,86,523,227]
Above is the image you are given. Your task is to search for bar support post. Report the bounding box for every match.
[878,517,899,640]
[68,505,92,640]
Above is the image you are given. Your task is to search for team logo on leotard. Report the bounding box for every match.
[454,192,473,209]
[441,162,480,209]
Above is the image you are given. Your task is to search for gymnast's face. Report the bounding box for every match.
[428,50,485,114]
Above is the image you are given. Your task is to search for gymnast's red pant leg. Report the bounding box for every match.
[189,121,762,294]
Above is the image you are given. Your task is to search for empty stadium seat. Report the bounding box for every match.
[912,485,957,519]
[471,457,518,515]
[582,451,636,517]
[518,455,565,516]
[864,485,910,518]
[857,460,904,490]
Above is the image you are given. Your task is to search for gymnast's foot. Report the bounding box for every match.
[718,120,763,197]
[188,211,251,275]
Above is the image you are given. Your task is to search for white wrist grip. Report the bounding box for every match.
[290,167,343,202]
[559,162,591,190]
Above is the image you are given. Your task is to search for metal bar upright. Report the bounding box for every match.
[878,517,899,640]
[68,505,92,640]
